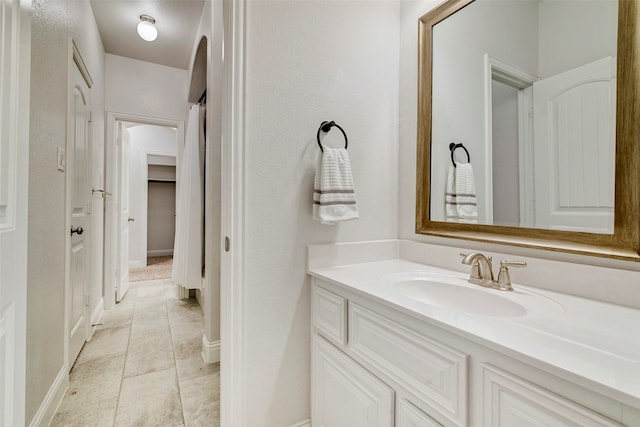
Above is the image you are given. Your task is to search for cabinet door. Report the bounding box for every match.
[312,335,394,427]
[397,399,443,427]
[483,365,623,427]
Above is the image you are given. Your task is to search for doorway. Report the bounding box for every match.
[484,54,538,227]
[104,114,184,309]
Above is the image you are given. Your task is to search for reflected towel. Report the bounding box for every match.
[445,163,477,223]
[445,166,458,220]
[313,147,359,225]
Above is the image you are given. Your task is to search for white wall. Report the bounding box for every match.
[538,0,617,79]
[243,1,400,424]
[126,125,177,268]
[105,54,189,122]
[430,0,539,223]
[27,0,105,423]
[399,0,640,299]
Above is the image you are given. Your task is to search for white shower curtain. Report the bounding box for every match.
[172,104,204,289]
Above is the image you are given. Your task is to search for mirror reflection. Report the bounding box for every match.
[429,0,618,234]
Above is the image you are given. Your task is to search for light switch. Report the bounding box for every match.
[57,147,65,172]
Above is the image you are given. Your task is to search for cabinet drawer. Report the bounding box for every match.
[482,364,623,427]
[349,303,468,427]
[312,285,347,346]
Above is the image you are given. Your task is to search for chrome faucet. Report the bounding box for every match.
[460,253,526,291]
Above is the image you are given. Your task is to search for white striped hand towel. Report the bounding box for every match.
[455,163,477,223]
[313,147,359,225]
[445,163,477,223]
[445,165,458,220]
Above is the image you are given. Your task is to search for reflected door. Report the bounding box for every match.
[533,57,616,233]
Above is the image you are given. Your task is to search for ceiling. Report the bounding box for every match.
[90,0,205,70]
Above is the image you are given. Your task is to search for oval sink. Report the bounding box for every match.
[393,278,527,317]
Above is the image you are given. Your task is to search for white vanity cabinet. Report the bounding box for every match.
[310,279,628,427]
[312,284,454,427]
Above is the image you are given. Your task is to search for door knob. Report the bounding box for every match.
[70,226,84,236]
[128,217,135,222]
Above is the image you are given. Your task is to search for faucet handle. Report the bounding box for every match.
[496,260,526,291]
[500,260,527,268]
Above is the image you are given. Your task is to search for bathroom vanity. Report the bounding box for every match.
[308,257,640,426]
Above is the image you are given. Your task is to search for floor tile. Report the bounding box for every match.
[116,289,138,310]
[134,298,167,320]
[173,334,202,360]
[115,368,184,427]
[124,335,175,378]
[137,284,167,299]
[57,352,125,413]
[167,298,203,317]
[130,315,171,341]
[76,325,130,364]
[176,357,219,382]
[170,322,203,345]
[99,305,134,329]
[179,373,221,427]
[51,397,117,427]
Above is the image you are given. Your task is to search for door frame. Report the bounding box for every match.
[64,39,94,370]
[220,0,247,424]
[483,54,538,226]
[103,112,184,309]
[0,0,31,424]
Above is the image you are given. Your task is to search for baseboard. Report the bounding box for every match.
[290,419,312,427]
[175,284,190,299]
[28,366,69,427]
[202,335,220,363]
[129,260,145,269]
[88,297,104,340]
[147,249,173,257]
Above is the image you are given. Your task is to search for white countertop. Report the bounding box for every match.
[308,259,640,408]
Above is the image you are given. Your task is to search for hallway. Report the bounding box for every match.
[51,279,220,426]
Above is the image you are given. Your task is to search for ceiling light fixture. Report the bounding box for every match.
[137,15,157,42]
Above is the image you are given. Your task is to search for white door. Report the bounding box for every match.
[533,57,616,233]
[0,0,30,424]
[312,335,395,427]
[116,123,131,302]
[67,60,91,365]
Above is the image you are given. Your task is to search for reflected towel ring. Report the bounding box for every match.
[449,142,470,167]
[317,121,348,152]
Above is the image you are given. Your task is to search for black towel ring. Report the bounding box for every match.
[317,121,348,152]
[449,142,470,167]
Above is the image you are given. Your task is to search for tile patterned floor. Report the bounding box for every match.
[52,278,220,427]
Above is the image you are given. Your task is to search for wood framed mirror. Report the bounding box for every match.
[416,0,640,261]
